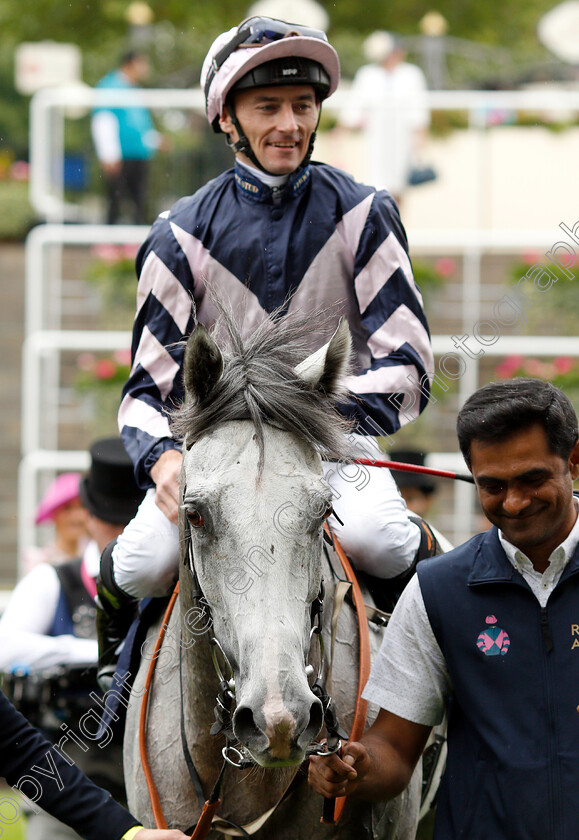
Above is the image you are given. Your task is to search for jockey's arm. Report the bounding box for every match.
[150,449,183,525]
[308,708,431,802]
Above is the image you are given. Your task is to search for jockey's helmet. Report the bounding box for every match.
[201,16,340,170]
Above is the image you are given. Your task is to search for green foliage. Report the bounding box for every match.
[508,256,579,335]
[430,109,470,136]
[74,350,130,438]
[0,180,36,240]
[412,259,448,293]
[75,350,131,392]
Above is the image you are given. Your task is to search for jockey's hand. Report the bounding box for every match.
[150,449,183,525]
[308,741,371,799]
[132,829,189,840]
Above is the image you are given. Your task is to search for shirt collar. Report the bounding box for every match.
[233,161,311,203]
[236,160,288,189]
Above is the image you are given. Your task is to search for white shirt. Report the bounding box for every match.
[340,61,430,194]
[91,110,122,164]
[363,500,579,726]
[0,542,100,672]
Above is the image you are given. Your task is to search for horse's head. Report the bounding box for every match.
[173,310,352,767]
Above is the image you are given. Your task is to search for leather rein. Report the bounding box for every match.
[138,522,370,838]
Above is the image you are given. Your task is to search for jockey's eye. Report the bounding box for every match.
[187,510,205,528]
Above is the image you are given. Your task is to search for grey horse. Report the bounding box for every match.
[123,308,422,839]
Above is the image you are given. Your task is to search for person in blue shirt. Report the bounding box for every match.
[91,51,162,224]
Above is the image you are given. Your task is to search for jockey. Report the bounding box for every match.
[96,17,436,683]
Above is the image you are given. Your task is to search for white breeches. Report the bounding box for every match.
[113,441,420,598]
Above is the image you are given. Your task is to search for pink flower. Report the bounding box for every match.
[434,257,456,277]
[523,358,548,378]
[94,359,117,380]
[10,161,29,181]
[91,244,124,262]
[521,251,542,267]
[122,244,139,260]
[494,355,524,378]
[553,356,574,375]
[113,348,132,366]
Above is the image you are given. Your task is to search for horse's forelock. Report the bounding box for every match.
[171,303,354,463]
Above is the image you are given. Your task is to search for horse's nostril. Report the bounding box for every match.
[233,705,266,746]
[297,698,324,749]
[309,698,324,735]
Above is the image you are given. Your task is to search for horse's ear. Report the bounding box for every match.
[183,324,224,402]
[294,318,352,395]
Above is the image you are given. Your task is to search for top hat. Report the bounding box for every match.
[35,472,82,524]
[389,449,436,493]
[79,438,145,525]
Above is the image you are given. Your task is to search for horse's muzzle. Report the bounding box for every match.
[233,694,323,766]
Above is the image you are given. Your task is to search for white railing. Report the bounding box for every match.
[29,86,579,222]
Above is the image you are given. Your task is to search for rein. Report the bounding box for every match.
[138,579,228,839]
[355,456,475,484]
[320,524,371,825]
[138,582,181,830]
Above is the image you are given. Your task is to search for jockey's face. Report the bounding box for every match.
[219,85,319,175]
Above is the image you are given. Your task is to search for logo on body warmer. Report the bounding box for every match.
[477,614,510,656]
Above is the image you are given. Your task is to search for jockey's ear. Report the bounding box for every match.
[183,323,224,402]
[294,318,352,396]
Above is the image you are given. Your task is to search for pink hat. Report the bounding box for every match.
[35,472,82,525]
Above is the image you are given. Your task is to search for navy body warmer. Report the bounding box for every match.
[418,527,579,840]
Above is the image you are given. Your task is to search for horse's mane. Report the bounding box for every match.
[170,300,355,464]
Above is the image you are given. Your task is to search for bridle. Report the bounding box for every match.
[182,533,345,764]
[138,521,355,838]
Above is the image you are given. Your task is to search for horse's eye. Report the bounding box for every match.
[187,510,205,528]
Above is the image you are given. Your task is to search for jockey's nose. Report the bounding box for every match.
[277,103,299,132]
